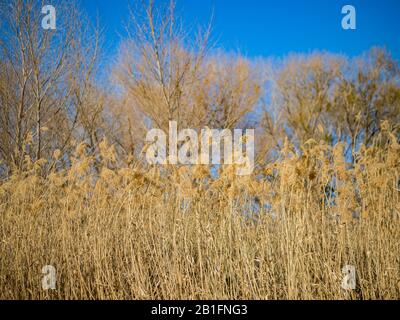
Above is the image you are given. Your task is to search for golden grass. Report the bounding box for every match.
[0,132,399,300]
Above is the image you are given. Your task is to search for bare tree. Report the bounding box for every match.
[0,0,102,175]
[112,0,263,160]
[269,53,344,149]
[263,48,399,162]
[332,48,400,156]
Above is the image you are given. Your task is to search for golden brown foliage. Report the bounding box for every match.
[0,129,399,299]
[1,0,399,301]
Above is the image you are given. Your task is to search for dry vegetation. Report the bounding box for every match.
[0,0,399,300]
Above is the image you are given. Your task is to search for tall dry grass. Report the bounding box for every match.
[0,127,399,300]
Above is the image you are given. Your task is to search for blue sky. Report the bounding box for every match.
[81,0,400,60]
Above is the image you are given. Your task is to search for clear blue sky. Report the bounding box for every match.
[81,0,400,60]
